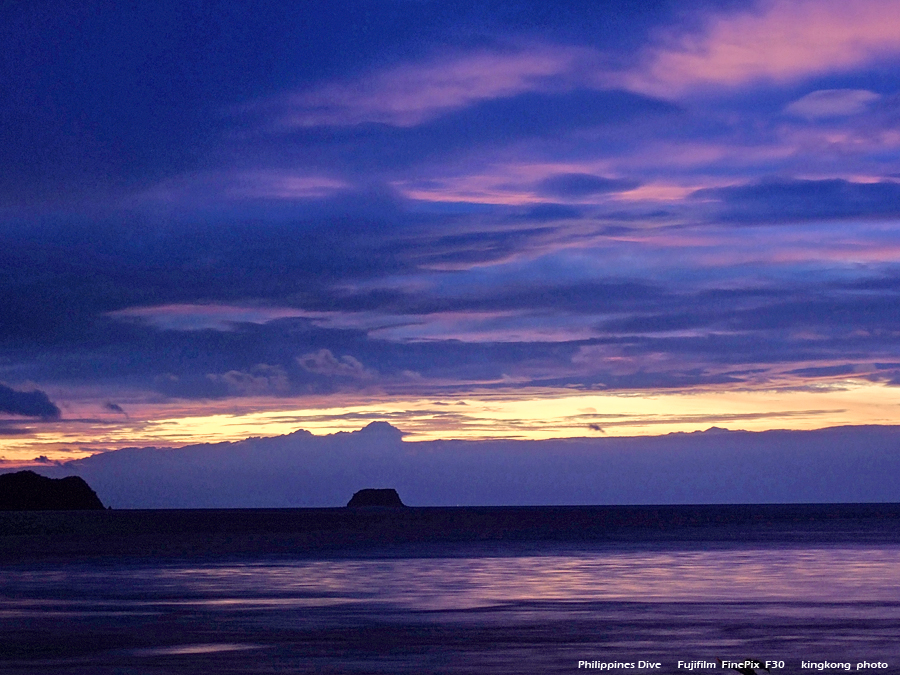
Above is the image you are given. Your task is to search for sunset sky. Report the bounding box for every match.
[4,0,900,463]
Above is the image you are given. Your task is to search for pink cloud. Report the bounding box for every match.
[572,343,707,376]
[274,45,598,127]
[395,161,642,206]
[628,0,900,95]
[785,89,882,119]
[770,124,900,167]
[139,171,348,206]
[207,364,291,396]
[296,349,377,379]
[223,172,348,200]
[107,304,311,331]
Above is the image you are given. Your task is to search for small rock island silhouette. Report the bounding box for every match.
[346,488,405,507]
[0,470,105,510]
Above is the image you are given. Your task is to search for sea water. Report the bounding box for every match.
[1,510,899,674]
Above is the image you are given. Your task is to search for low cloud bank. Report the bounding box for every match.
[24,422,900,508]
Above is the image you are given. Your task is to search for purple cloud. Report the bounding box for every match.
[297,349,376,379]
[536,173,641,198]
[0,384,60,419]
[262,45,600,128]
[38,423,900,507]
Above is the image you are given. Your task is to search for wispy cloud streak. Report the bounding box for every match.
[628,0,900,95]
[267,45,599,128]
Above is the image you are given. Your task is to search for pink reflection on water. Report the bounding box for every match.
[153,546,900,611]
[129,643,264,656]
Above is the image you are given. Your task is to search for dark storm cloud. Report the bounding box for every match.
[694,179,900,223]
[0,384,61,419]
[536,173,641,197]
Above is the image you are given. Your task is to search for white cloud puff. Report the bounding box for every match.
[784,89,881,119]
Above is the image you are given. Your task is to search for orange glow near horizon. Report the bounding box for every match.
[4,379,900,464]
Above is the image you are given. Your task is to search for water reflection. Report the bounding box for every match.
[2,546,899,673]
[128,643,264,656]
[3,545,899,611]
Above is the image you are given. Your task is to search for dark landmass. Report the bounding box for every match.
[35,423,900,508]
[0,470,105,511]
[347,488,405,507]
[0,503,899,562]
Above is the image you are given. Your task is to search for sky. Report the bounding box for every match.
[3,0,900,464]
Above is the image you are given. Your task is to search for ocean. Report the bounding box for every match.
[1,505,898,674]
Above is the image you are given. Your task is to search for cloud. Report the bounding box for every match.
[7,174,900,408]
[0,422,34,436]
[0,384,61,419]
[267,45,597,128]
[40,423,900,507]
[398,88,677,150]
[629,0,900,95]
[256,89,677,183]
[108,304,311,332]
[104,402,127,415]
[784,89,882,119]
[693,178,900,223]
[787,364,858,378]
[535,173,641,198]
[140,171,350,207]
[518,203,583,221]
[206,364,291,396]
[297,349,376,379]
[6,201,900,400]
